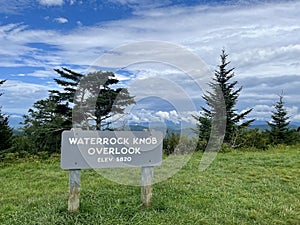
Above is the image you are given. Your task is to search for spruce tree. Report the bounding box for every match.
[267,94,291,145]
[73,71,135,130]
[0,80,13,152]
[194,49,254,148]
[22,98,66,153]
[23,68,135,153]
[23,68,83,153]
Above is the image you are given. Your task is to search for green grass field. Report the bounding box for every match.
[1,146,299,225]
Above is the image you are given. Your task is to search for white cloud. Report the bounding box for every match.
[156,111,170,121]
[54,17,69,24]
[1,1,300,123]
[39,0,64,6]
[109,0,170,10]
[0,0,32,14]
[76,21,82,26]
[122,109,197,126]
[1,80,51,115]
[17,70,56,78]
[241,104,300,123]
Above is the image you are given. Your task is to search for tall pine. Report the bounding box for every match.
[23,68,83,153]
[23,68,135,153]
[73,70,135,130]
[194,49,254,148]
[267,94,291,145]
[0,80,13,152]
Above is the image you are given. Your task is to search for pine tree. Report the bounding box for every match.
[23,68,135,153]
[194,49,254,148]
[267,94,291,145]
[49,67,84,128]
[22,99,66,153]
[22,68,83,153]
[0,80,13,152]
[73,71,135,130]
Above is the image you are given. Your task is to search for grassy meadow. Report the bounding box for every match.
[0,146,299,225]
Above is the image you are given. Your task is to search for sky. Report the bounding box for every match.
[0,0,300,128]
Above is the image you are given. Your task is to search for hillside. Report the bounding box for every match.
[1,146,299,224]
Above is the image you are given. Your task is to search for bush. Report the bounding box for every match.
[11,134,37,154]
[163,133,198,155]
[173,136,197,155]
[2,152,19,161]
[234,129,268,150]
[163,132,180,155]
[219,143,235,153]
[285,129,300,145]
[195,139,207,152]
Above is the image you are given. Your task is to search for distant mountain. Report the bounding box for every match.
[127,120,300,135]
[7,114,23,129]
[249,121,300,130]
[8,116,300,134]
[128,121,196,137]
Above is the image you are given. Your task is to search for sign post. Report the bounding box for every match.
[61,130,163,212]
[141,166,154,207]
[68,169,81,212]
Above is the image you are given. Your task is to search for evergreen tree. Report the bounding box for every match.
[49,67,84,128]
[22,98,68,153]
[73,71,135,130]
[23,68,135,153]
[22,68,83,153]
[194,49,254,148]
[267,94,291,145]
[0,80,13,152]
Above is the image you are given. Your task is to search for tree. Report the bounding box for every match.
[0,80,13,152]
[267,94,291,145]
[22,68,83,153]
[73,71,135,130]
[49,67,84,127]
[194,49,254,149]
[22,68,134,153]
[22,98,68,153]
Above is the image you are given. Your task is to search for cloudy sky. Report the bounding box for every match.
[0,0,299,127]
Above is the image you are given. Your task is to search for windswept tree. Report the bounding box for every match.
[73,71,135,130]
[0,80,13,152]
[194,49,254,149]
[267,94,291,145]
[23,68,134,153]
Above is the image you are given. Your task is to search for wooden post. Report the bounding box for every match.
[141,166,154,207]
[68,169,81,213]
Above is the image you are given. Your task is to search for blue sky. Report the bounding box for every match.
[0,0,300,127]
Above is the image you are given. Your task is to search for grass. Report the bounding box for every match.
[0,146,299,225]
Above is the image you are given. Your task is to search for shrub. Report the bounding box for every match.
[11,134,37,154]
[163,132,180,155]
[173,136,197,155]
[219,143,235,153]
[234,129,268,150]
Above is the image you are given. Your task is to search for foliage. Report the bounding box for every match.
[163,131,180,155]
[10,134,36,154]
[234,128,269,150]
[22,68,134,153]
[163,131,198,155]
[194,49,254,149]
[0,80,13,152]
[73,71,135,130]
[22,68,83,153]
[22,99,69,153]
[266,94,293,145]
[0,113,13,152]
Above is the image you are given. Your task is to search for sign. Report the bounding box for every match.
[61,130,163,169]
